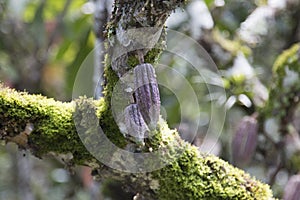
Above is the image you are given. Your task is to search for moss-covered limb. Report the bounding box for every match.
[93,121,274,199]
[0,85,275,199]
[0,85,95,164]
[0,85,125,165]
[97,144,275,199]
[154,141,273,200]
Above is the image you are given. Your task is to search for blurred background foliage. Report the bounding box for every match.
[0,0,94,100]
[0,0,300,199]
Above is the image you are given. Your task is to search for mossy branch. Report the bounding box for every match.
[0,85,274,199]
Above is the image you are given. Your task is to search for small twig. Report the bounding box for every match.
[268,160,283,186]
[268,141,286,186]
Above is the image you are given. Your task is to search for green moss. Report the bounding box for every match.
[0,86,121,164]
[154,140,274,199]
[0,86,89,163]
[0,84,130,164]
[134,120,274,199]
[145,48,163,64]
[100,57,127,147]
[122,47,163,70]
[273,43,300,75]
[0,84,275,199]
[98,51,274,199]
[271,43,300,93]
[289,151,300,172]
[127,56,140,68]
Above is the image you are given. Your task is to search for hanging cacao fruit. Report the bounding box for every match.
[231,116,258,167]
[133,63,160,130]
[124,104,149,143]
[283,174,300,200]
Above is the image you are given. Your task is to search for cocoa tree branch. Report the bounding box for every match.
[0,84,274,199]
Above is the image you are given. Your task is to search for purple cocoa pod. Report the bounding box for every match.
[231,116,258,167]
[134,63,160,130]
[283,175,300,200]
[124,104,148,143]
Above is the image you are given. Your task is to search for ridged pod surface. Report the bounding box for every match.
[231,116,258,167]
[283,175,300,200]
[124,104,148,143]
[134,63,160,130]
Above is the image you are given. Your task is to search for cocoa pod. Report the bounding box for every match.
[124,104,148,143]
[133,63,160,130]
[283,175,300,200]
[231,116,258,167]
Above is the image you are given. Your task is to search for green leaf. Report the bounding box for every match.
[29,0,46,47]
[65,27,93,97]
[55,39,72,60]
